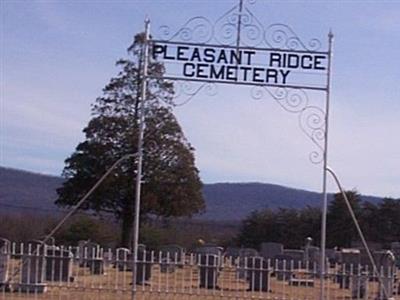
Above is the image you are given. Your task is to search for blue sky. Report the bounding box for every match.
[1,0,399,198]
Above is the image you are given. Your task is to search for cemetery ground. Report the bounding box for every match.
[2,254,399,300]
[1,215,399,299]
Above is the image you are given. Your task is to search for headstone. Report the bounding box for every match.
[161,245,184,262]
[103,250,113,268]
[78,241,99,264]
[338,248,360,290]
[260,242,283,261]
[350,272,367,299]
[237,248,259,280]
[390,242,400,267]
[239,248,259,257]
[273,254,294,281]
[360,249,395,270]
[136,246,152,284]
[246,256,270,292]
[87,244,103,275]
[88,257,104,275]
[340,248,360,268]
[19,240,47,293]
[78,241,104,274]
[77,240,88,266]
[194,245,223,256]
[326,248,340,266]
[160,245,185,273]
[283,249,304,268]
[225,247,240,259]
[341,248,366,299]
[359,250,371,269]
[374,250,395,300]
[304,246,320,269]
[194,245,223,267]
[0,238,10,289]
[45,247,73,282]
[199,254,219,289]
[116,248,131,271]
[303,237,322,269]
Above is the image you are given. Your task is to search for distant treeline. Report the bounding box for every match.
[0,213,240,250]
[0,191,398,250]
[237,191,400,250]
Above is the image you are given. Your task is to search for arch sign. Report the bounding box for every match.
[132,1,333,300]
[152,43,328,90]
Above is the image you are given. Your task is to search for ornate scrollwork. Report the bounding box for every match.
[251,85,325,164]
[172,81,217,106]
[299,106,325,164]
[213,6,264,46]
[156,2,323,51]
[268,87,309,113]
[158,17,213,44]
[238,8,265,47]
[264,24,322,51]
[250,85,265,100]
[155,0,327,165]
[214,6,240,45]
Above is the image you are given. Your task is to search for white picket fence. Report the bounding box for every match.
[0,241,399,300]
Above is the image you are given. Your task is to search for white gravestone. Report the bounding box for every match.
[116,248,131,271]
[374,250,395,300]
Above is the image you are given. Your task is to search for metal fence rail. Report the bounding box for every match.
[0,241,399,300]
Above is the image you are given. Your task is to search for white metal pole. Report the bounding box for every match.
[132,17,150,300]
[319,30,334,300]
[326,167,390,300]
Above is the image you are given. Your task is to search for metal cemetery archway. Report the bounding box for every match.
[133,1,333,299]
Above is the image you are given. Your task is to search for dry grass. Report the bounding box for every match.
[1,260,399,300]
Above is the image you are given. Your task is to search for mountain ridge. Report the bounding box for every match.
[0,166,386,220]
